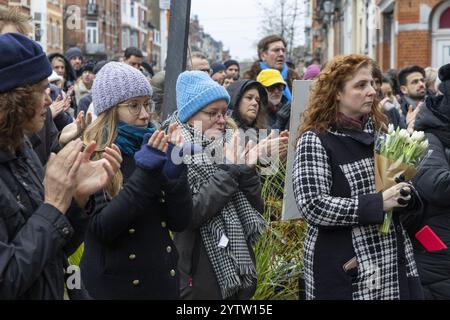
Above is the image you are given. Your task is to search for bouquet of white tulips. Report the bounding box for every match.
[374,124,429,235]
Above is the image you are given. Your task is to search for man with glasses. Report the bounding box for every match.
[243,35,300,103]
[257,69,291,130]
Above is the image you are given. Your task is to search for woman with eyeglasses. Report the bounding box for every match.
[163,71,282,300]
[79,62,193,299]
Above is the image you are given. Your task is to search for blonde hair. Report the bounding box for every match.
[83,107,123,198]
[0,7,32,35]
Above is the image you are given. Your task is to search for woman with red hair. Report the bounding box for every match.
[293,54,423,300]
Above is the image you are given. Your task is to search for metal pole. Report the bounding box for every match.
[162,0,191,120]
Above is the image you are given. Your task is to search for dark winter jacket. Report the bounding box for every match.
[29,106,61,166]
[0,139,89,299]
[174,165,263,300]
[76,93,92,117]
[293,119,423,300]
[80,150,193,300]
[412,83,450,299]
[243,60,301,93]
[267,98,291,131]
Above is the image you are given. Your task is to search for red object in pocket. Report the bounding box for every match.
[415,225,448,252]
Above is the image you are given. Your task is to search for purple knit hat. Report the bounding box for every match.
[303,64,321,80]
[92,61,152,116]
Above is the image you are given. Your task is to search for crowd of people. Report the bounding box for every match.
[1,7,450,300]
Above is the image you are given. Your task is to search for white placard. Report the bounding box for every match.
[281,80,313,221]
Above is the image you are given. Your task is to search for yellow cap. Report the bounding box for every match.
[256,69,287,88]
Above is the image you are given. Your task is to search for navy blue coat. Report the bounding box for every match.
[80,154,193,299]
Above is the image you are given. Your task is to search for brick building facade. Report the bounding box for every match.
[377,0,450,70]
[308,0,450,69]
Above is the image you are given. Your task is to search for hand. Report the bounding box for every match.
[380,97,391,110]
[74,142,122,207]
[223,131,245,164]
[245,131,289,166]
[49,95,65,119]
[44,140,84,214]
[59,111,93,146]
[382,182,412,212]
[148,130,169,153]
[406,102,423,131]
[167,123,184,147]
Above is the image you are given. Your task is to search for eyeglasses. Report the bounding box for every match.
[200,110,227,121]
[267,84,285,92]
[119,100,156,115]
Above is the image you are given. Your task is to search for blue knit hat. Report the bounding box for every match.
[0,33,52,93]
[176,70,230,123]
[92,61,153,116]
[210,62,226,76]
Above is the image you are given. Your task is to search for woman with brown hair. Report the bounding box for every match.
[0,33,121,299]
[293,54,423,300]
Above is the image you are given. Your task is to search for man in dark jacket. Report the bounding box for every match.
[412,63,450,299]
[243,34,300,103]
[0,33,121,299]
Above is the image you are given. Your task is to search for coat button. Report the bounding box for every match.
[161,221,167,228]
[129,254,136,260]
[161,190,165,197]
[166,246,172,253]
[170,269,176,277]
[132,280,140,286]
[159,198,165,203]
[128,228,136,234]
[62,227,70,235]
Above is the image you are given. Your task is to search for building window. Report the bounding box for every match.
[86,21,98,44]
[56,21,60,48]
[131,0,135,18]
[34,22,41,42]
[122,29,128,50]
[48,19,53,47]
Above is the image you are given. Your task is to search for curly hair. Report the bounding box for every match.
[298,54,387,139]
[0,84,41,153]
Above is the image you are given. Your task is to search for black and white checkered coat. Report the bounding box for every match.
[293,121,421,300]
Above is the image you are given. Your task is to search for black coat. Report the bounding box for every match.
[80,154,193,299]
[29,106,61,166]
[0,139,89,299]
[412,91,450,299]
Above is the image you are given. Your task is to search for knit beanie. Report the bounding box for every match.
[303,64,321,80]
[176,70,230,123]
[92,61,153,116]
[224,59,240,70]
[0,33,52,93]
[210,62,226,76]
[65,47,83,61]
